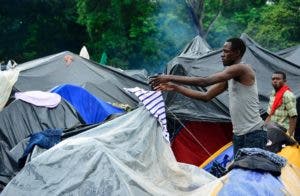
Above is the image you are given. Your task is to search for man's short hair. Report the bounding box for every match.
[273,71,286,80]
[226,38,246,57]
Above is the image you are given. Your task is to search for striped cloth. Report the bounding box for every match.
[125,87,169,141]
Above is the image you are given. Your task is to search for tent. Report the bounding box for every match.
[1,107,219,195]
[13,51,150,108]
[0,98,84,185]
[165,33,300,166]
[177,35,211,58]
[276,45,300,66]
[0,52,152,187]
[1,45,300,195]
[2,105,299,195]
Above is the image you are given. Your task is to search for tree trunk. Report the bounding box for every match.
[186,0,224,38]
[186,0,205,36]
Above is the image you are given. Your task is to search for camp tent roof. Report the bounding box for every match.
[1,107,218,195]
[14,51,150,107]
[165,36,229,122]
[166,33,300,122]
[0,99,83,184]
[178,35,211,58]
[276,45,300,66]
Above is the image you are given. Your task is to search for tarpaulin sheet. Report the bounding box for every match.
[2,107,219,195]
[14,52,150,107]
[0,99,83,184]
[218,168,286,195]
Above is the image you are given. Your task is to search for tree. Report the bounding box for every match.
[186,0,268,48]
[77,0,159,70]
[246,0,300,51]
[0,0,87,63]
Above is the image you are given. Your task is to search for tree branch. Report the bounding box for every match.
[186,0,205,36]
[204,0,224,38]
[204,10,222,38]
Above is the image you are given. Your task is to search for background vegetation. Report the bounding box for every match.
[0,0,299,72]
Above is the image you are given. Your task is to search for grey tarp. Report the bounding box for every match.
[0,99,83,185]
[14,51,150,107]
[107,66,149,82]
[165,34,300,122]
[276,45,300,66]
[178,35,211,58]
[1,107,220,196]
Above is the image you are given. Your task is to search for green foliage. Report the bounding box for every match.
[77,0,157,70]
[1,0,299,71]
[246,0,300,51]
[203,0,299,50]
[204,0,267,48]
[76,0,196,72]
[0,0,87,63]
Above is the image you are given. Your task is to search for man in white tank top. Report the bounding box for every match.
[150,38,266,156]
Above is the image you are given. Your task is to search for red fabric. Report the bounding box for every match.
[270,85,291,115]
[171,121,232,166]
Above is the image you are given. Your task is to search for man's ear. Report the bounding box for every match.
[234,50,241,58]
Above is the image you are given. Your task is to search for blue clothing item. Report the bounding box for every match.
[236,148,287,168]
[19,129,62,167]
[51,84,124,124]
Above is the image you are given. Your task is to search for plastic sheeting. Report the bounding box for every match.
[2,107,219,195]
[218,168,286,195]
[51,84,124,124]
[178,35,211,58]
[13,51,150,107]
[276,45,300,66]
[212,163,300,195]
[0,99,83,184]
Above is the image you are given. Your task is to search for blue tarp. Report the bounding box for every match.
[51,84,124,124]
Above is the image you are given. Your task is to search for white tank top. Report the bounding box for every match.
[228,78,264,135]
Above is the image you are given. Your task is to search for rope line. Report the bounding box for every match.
[166,106,212,157]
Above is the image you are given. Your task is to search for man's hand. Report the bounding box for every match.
[154,82,177,91]
[149,75,171,88]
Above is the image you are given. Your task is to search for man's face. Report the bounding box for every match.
[221,42,240,66]
[272,73,285,90]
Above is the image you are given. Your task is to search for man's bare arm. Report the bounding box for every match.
[150,64,245,87]
[155,81,227,102]
[288,116,298,137]
[265,115,271,123]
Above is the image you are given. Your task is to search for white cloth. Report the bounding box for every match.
[0,69,19,111]
[79,46,90,59]
[15,91,61,108]
[125,87,169,141]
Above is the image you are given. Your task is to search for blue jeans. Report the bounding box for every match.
[233,129,267,157]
